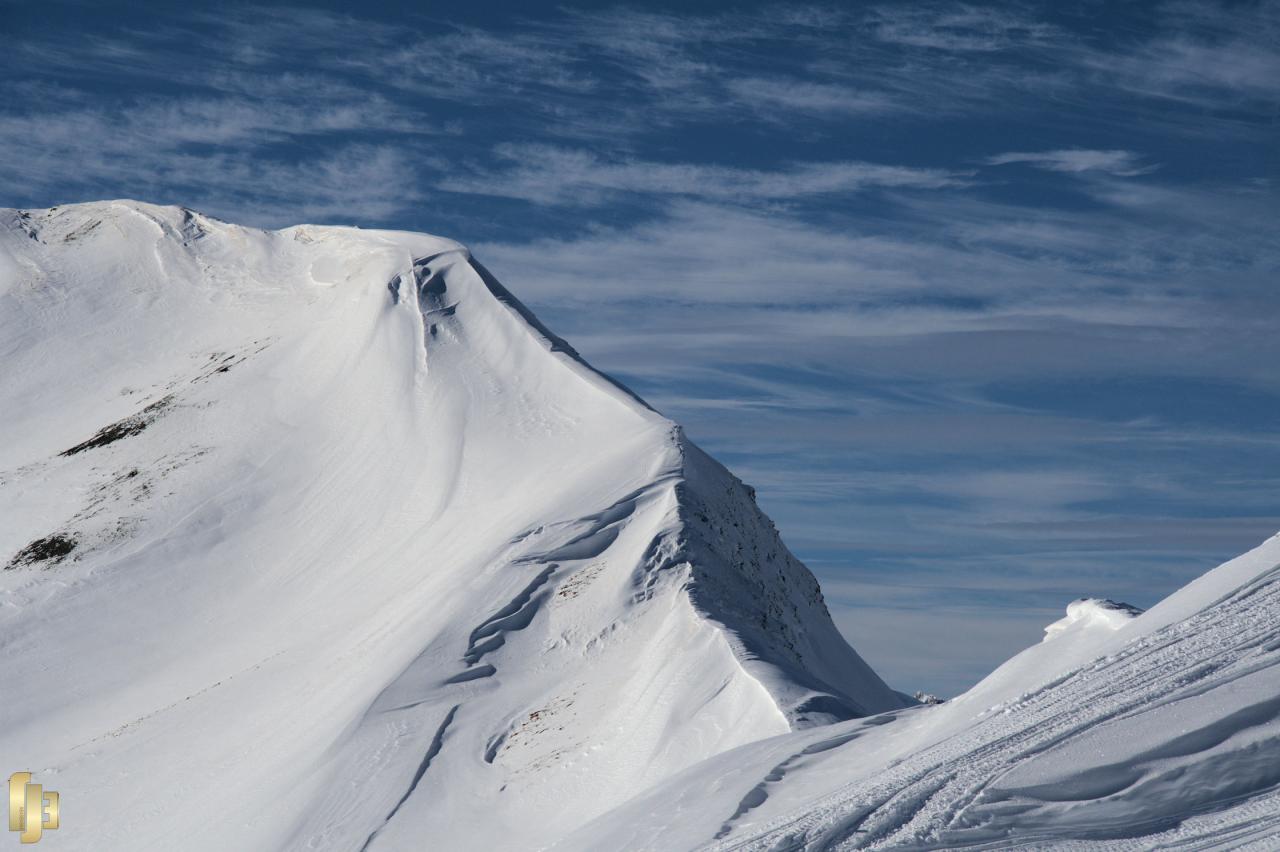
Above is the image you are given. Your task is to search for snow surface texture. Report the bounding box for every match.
[0,202,906,852]
[557,534,1280,850]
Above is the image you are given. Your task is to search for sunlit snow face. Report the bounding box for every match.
[4,0,1278,695]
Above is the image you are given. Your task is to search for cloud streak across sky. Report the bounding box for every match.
[984,149,1157,175]
[3,0,1278,696]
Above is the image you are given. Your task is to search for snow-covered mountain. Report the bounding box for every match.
[0,201,907,852]
[6,201,1277,852]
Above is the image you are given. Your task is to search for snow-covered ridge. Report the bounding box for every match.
[0,201,904,851]
[555,535,1280,850]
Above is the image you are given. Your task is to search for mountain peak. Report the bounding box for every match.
[0,202,901,851]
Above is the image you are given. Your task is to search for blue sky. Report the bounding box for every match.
[3,0,1278,696]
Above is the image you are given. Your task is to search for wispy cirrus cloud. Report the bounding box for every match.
[1075,0,1280,109]
[4,0,1278,695]
[726,77,902,117]
[985,149,1156,176]
[0,96,428,225]
[478,166,1277,321]
[868,4,1063,52]
[1,95,421,152]
[439,144,967,206]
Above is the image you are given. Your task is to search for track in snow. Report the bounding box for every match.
[713,565,1280,850]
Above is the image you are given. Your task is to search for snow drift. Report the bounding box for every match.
[0,201,905,852]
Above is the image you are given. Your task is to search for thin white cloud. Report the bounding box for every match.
[0,80,431,227]
[726,77,901,117]
[869,4,1063,52]
[985,149,1156,176]
[5,1,1271,169]
[382,27,599,100]
[0,133,419,227]
[473,174,1278,399]
[0,96,421,152]
[439,145,967,205]
[475,194,1212,312]
[1074,1,1280,109]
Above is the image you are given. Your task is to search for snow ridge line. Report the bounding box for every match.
[357,704,460,852]
[712,559,1280,850]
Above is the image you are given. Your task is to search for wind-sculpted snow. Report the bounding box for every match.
[556,536,1280,851]
[0,201,903,852]
[1042,597,1143,641]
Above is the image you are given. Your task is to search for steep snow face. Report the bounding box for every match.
[557,534,1280,851]
[0,201,904,852]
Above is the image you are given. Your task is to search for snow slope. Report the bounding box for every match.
[558,534,1280,850]
[0,201,906,852]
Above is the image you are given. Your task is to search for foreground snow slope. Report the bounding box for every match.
[561,534,1280,850]
[0,202,906,851]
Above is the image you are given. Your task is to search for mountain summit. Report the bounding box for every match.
[0,201,905,851]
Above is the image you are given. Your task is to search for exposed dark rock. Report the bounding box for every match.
[60,395,174,456]
[6,533,77,569]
